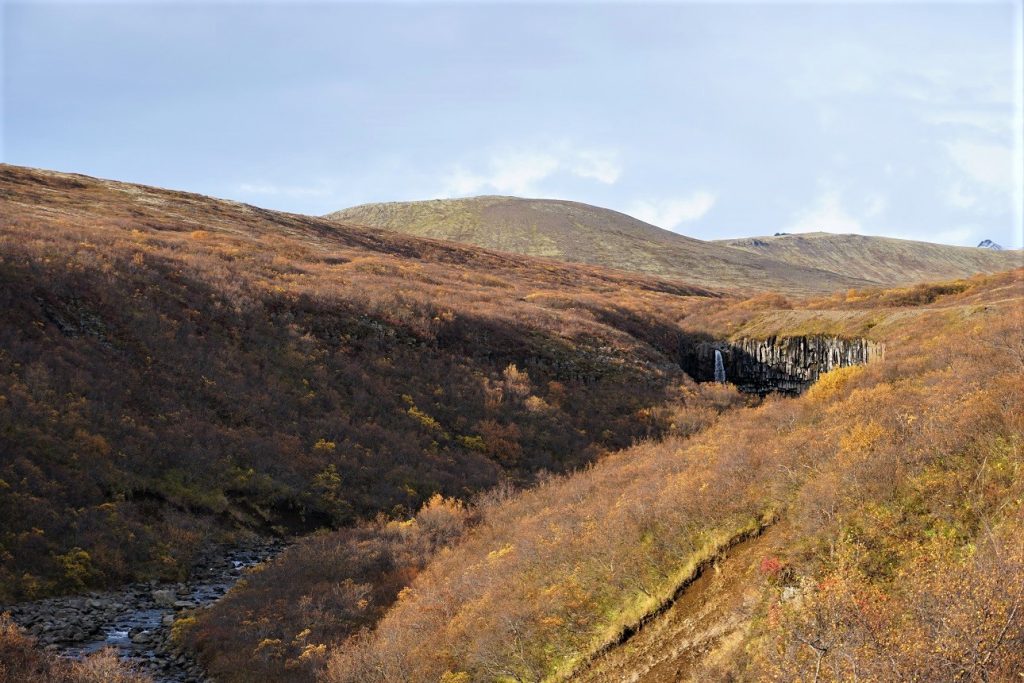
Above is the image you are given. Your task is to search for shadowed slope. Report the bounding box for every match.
[0,164,720,601]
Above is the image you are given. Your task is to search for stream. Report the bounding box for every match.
[2,540,285,682]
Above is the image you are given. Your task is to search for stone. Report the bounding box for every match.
[152,589,177,607]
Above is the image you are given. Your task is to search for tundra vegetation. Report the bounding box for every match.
[0,164,722,601]
[0,613,149,682]
[1,165,1021,682]
[192,270,1023,682]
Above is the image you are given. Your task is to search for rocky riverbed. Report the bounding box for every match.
[2,540,285,682]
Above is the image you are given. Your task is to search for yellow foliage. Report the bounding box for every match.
[313,438,336,452]
[804,364,865,403]
[487,544,514,561]
[839,421,886,457]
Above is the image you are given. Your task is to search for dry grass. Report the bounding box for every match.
[0,614,150,683]
[326,196,878,294]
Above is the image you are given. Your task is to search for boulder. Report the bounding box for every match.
[152,589,177,607]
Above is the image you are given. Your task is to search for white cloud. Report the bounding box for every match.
[925,110,1013,136]
[627,191,717,231]
[945,140,1014,193]
[441,144,621,197]
[237,182,334,198]
[787,190,863,234]
[445,151,560,196]
[863,193,887,218]
[570,149,621,185]
[947,182,978,209]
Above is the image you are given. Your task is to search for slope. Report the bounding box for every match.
[326,196,874,294]
[0,163,721,601]
[311,269,1024,683]
[720,231,1023,286]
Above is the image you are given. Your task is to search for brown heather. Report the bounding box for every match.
[313,271,1023,682]
[0,613,150,683]
[2,164,1022,682]
[0,164,723,600]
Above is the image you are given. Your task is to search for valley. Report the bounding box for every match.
[1,164,1021,683]
[2,541,282,682]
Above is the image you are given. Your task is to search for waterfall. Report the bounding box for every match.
[714,349,726,383]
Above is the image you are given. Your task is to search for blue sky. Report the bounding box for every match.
[3,1,1022,247]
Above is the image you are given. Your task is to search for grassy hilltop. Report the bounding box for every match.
[328,196,1021,293]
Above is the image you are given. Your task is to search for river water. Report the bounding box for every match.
[2,541,284,682]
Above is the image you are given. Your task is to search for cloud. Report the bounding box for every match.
[442,144,621,197]
[570,149,621,184]
[787,190,863,234]
[924,110,1013,136]
[627,192,717,231]
[445,151,560,196]
[946,182,978,209]
[237,181,334,198]
[929,226,977,245]
[945,140,1014,193]
[863,193,887,218]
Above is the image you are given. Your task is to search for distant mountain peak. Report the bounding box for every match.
[977,239,1003,250]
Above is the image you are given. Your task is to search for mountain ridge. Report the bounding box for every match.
[718,231,1022,286]
[328,196,1022,292]
[326,196,873,294]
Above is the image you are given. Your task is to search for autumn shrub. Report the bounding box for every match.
[320,282,1023,682]
[0,613,150,683]
[0,165,717,599]
[184,495,471,682]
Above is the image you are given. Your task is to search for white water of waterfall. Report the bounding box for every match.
[714,349,726,383]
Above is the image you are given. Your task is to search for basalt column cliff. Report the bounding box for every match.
[682,335,883,394]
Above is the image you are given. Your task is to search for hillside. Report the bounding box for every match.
[184,269,1024,682]
[0,163,729,601]
[326,197,873,294]
[719,231,1022,286]
[4,165,1022,682]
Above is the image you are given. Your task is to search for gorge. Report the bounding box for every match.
[681,334,883,395]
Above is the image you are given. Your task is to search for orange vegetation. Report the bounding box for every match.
[0,613,149,683]
[313,272,1023,682]
[0,164,721,600]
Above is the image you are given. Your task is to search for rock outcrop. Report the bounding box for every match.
[681,335,882,395]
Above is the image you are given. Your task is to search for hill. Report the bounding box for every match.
[0,164,727,601]
[184,268,1024,682]
[325,197,873,294]
[719,231,1021,286]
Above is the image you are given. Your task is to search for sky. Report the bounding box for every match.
[3,0,1022,248]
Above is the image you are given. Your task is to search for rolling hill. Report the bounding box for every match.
[190,267,1024,683]
[0,163,725,601]
[326,196,873,294]
[719,231,1022,286]
[327,196,1021,293]
[4,165,1022,683]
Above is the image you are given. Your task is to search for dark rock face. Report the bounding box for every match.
[681,335,882,395]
